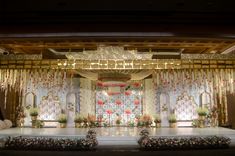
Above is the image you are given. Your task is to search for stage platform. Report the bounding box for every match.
[1,127,235,149]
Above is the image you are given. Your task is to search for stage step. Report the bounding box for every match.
[97,136,139,146]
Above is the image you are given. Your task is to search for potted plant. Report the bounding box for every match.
[154,114,161,128]
[57,114,67,128]
[115,118,121,126]
[88,114,96,128]
[74,114,84,128]
[35,120,44,128]
[141,114,152,128]
[83,117,88,128]
[168,114,177,128]
[128,121,135,127]
[29,107,39,121]
[196,107,209,128]
[197,107,208,120]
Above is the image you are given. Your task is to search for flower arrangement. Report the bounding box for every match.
[136,115,143,127]
[154,114,161,123]
[96,82,103,87]
[57,114,67,123]
[88,114,96,127]
[83,117,89,127]
[132,82,141,88]
[35,120,44,128]
[16,106,26,125]
[134,99,140,105]
[124,90,132,96]
[115,118,121,125]
[168,114,177,123]
[97,99,104,105]
[138,134,231,150]
[107,91,121,96]
[141,114,152,127]
[125,109,131,115]
[106,109,113,114]
[128,121,135,127]
[0,120,6,129]
[4,119,13,128]
[4,130,98,150]
[115,99,122,105]
[29,107,39,116]
[197,107,209,116]
[74,114,84,123]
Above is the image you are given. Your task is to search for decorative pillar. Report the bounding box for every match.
[79,78,95,116]
[143,78,156,116]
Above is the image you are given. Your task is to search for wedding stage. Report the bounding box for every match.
[1,127,235,148]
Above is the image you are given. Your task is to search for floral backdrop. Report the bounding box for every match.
[0,69,80,126]
[95,81,143,125]
[153,69,235,126]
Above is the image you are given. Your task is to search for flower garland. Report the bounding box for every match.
[138,129,231,150]
[153,69,235,124]
[4,130,98,150]
[0,69,68,110]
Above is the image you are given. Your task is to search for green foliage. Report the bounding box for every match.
[154,114,161,123]
[74,114,84,123]
[58,114,67,123]
[116,119,121,125]
[35,120,44,128]
[168,114,177,123]
[29,107,39,116]
[129,121,135,127]
[197,107,209,116]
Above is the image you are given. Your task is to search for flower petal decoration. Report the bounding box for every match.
[97,99,104,105]
[125,90,132,96]
[133,82,141,88]
[134,99,140,105]
[115,99,122,105]
[106,109,113,114]
[125,109,131,115]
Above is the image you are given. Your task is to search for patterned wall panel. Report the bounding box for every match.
[95,81,143,125]
[24,78,80,127]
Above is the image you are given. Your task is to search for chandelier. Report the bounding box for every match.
[66,46,152,60]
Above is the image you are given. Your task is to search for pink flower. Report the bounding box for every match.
[133,82,141,88]
[103,83,109,87]
[106,109,113,114]
[115,99,122,105]
[107,91,121,96]
[134,99,140,105]
[97,82,103,87]
[119,83,127,87]
[97,100,104,105]
[125,90,132,96]
[125,109,131,115]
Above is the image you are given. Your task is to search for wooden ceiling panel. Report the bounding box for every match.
[0,38,235,55]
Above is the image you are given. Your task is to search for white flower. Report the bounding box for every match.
[4,119,13,128]
[0,120,6,129]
